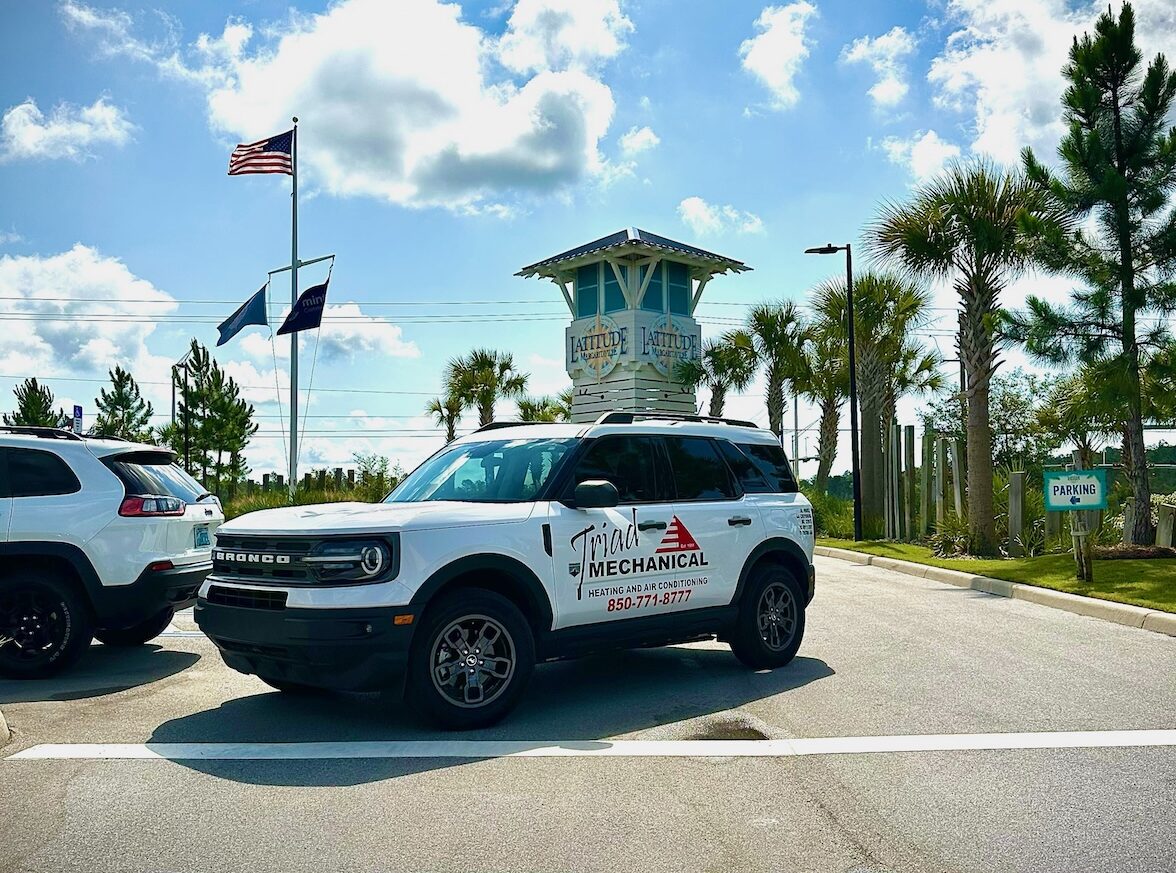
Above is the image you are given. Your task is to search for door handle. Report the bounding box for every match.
[638,520,667,531]
[728,516,753,526]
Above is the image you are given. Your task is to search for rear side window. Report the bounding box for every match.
[571,435,665,503]
[3,448,81,498]
[739,443,798,494]
[716,440,772,493]
[663,437,738,501]
[104,452,207,502]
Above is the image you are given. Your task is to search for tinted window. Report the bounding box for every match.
[716,440,772,493]
[105,452,208,502]
[576,264,598,318]
[740,442,798,493]
[666,261,691,315]
[641,263,663,311]
[571,435,664,503]
[5,448,81,498]
[664,437,737,500]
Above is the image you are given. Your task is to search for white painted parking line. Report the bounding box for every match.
[7,730,1176,761]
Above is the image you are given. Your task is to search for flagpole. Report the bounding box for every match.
[289,117,299,497]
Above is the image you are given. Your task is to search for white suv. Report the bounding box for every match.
[197,414,815,729]
[0,427,223,678]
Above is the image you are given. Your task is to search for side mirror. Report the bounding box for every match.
[573,479,620,509]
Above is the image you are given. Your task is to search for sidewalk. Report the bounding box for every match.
[817,545,1176,638]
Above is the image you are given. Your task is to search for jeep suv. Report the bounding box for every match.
[0,427,223,678]
[196,413,815,729]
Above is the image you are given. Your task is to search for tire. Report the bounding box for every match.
[0,573,94,679]
[406,588,535,730]
[729,564,805,670]
[95,607,174,647]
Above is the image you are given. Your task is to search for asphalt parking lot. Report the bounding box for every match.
[2,555,1174,873]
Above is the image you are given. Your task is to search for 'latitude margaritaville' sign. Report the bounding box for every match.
[567,312,701,379]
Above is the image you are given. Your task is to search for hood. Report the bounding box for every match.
[219,500,537,536]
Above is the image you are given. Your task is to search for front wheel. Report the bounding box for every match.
[729,564,805,670]
[406,589,535,730]
[95,607,174,646]
[0,575,94,679]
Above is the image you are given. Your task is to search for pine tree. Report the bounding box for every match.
[1010,2,1176,543]
[2,378,69,428]
[93,365,154,442]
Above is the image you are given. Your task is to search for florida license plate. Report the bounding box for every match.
[194,525,211,548]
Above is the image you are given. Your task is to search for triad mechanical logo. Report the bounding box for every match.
[656,516,700,553]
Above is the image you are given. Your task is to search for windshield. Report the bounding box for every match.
[104,451,212,502]
[386,437,577,503]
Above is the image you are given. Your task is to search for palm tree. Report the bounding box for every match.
[740,301,807,438]
[444,349,529,427]
[674,332,757,417]
[813,272,934,538]
[867,160,1043,555]
[799,322,848,493]
[426,395,463,443]
[517,394,571,422]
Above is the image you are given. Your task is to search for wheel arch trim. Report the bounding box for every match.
[732,538,812,606]
[409,553,555,633]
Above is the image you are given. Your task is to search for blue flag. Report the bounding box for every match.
[216,286,268,346]
[277,279,329,336]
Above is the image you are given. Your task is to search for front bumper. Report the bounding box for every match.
[194,596,416,694]
[806,563,815,605]
[96,561,211,628]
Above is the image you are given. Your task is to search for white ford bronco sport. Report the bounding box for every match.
[0,426,223,678]
[196,413,815,729]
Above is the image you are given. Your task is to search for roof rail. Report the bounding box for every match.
[593,412,760,429]
[0,425,83,441]
[473,420,564,434]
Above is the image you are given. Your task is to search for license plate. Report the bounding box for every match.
[194,525,211,548]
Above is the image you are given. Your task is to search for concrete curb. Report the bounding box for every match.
[815,545,1176,638]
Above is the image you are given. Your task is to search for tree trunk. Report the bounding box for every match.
[859,397,885,539]
[814,397,839,493]
[965,379,997,555]
[479,400,494,427]
[708,383,727,418]
[766,373,784,438]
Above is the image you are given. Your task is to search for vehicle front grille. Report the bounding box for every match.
[212,534,314,584]
[206,585,288,611]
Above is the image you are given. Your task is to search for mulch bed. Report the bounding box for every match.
[1092,544,1176,560]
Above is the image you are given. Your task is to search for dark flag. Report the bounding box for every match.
[277,279,329,336]
[216,286,268,346]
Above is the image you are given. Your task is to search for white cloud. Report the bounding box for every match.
[619,125,659,156]
[0,230,24,245]
[63,0,630,212]
[238,303,420,362]
[677,196,765,236]
[497,0,633,74]
[841,26,916,108]
[0,244,177,411]
[879,129,962,181]
[739,2,818,110]
[927,0,1176,164]
[219,359,290,406]
[0,97,132,162]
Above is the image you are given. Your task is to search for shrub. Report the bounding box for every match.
[929,511,970,557]
[802,487,855,539]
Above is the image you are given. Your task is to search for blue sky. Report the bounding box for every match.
[1,0,1172,478]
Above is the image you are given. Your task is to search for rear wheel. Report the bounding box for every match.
[95,607,174,646]
[0,574,93,679]
[729,564,805,670]
[407,589,535,730]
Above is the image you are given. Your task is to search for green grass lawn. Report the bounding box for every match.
[817,538,1176,614]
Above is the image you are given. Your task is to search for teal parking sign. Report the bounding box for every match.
[1044,469,1108,511]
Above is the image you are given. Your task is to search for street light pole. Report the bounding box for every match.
[805,242,864,541]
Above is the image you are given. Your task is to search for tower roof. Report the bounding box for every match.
[516,227,750,280]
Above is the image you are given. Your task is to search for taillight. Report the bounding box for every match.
[119,495,186,517]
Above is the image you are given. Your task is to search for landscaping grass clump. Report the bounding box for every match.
[818,538,1176,614]
[223,487,369,520]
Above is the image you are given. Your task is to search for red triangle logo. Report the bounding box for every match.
[657,516,701,552]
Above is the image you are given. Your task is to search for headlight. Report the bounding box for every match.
[302,537,398,583]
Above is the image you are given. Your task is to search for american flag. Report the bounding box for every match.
[228,129,293,176]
